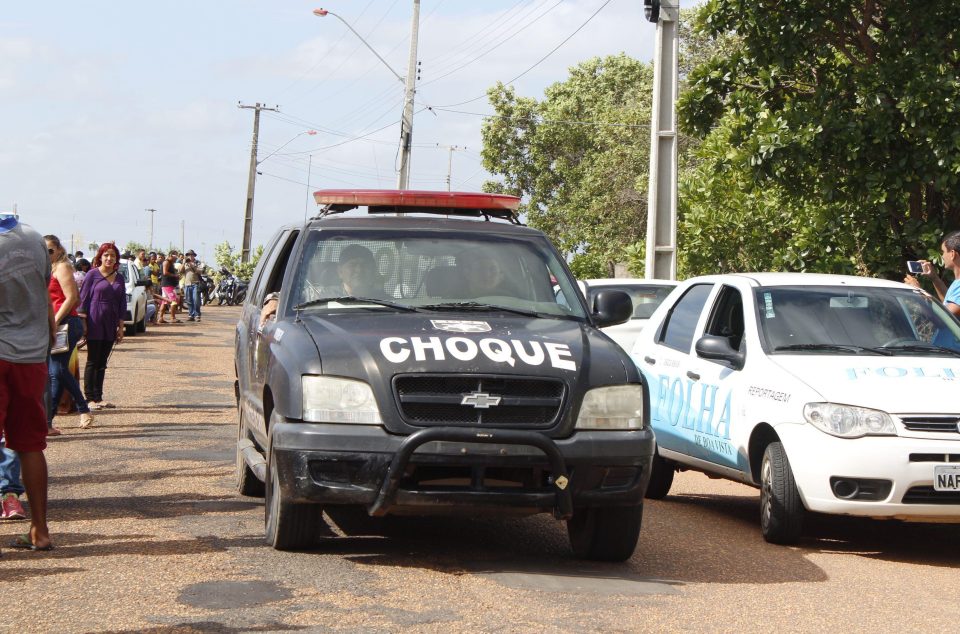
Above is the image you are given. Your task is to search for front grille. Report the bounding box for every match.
[910,453,960,463]
[394,374,565,428]
[902,486,960,505]
[900,416,960,433]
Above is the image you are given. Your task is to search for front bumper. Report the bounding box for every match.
[270,420,655,518]
[777,422,960,521]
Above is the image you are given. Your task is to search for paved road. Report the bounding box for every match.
[10,306,960,632]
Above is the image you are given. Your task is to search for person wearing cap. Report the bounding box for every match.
[0,211,55,551]
[182,251,202,322]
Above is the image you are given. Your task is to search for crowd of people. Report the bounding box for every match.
[0,212,215,551]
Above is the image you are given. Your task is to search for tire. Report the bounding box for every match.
[645,452,675,500]
[136,315,146,333]
[217,293,226,306]
[264,444,325,550]
[760,442,805,544]
[567,504,643,562]
[236,411,265,497]
[124,322,135,336]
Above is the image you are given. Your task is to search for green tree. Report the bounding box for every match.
[213,241,263,281]
[481,54,653,277]
[125,240,148,254]
[679,0,960,278]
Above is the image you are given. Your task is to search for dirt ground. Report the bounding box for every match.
[7,305,960,633]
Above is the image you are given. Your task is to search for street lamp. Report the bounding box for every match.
[259,129,317,166]
[313,4,420,189]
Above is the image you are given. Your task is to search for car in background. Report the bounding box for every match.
[119,258,149,335]
[579,279,677,353]
[631,272,960,544]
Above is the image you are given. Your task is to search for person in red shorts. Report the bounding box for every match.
[0,212,54,551]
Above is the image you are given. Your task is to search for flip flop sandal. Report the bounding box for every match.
[9,534,54,551]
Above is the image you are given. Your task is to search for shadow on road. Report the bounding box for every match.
[51,493,259,522]
[653,490,960,570]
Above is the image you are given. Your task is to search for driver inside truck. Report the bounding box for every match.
[259,244,385,326]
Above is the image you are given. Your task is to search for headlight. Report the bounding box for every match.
[302,376,382,425]
[575,385,645,430]
[803,402,897,438]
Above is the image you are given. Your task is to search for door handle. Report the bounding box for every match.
[643,356,656,365]
[686,370,700,381]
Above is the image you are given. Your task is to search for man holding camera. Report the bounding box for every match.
[182,250,202,322]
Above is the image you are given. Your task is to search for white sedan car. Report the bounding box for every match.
[631,272,960,544]
[579,279,676,352]
[119,258,149,335]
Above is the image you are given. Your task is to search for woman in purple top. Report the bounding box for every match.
[77,242,126,409]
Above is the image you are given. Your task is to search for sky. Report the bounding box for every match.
[0,0,676,262]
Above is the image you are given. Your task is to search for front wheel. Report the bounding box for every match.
[264,445,326,550]
[760,442,805,544]
[645,452,675,500]
[567,504,643,562]
[236,411,264,497]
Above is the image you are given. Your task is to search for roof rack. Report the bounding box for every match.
[311,189,523,224]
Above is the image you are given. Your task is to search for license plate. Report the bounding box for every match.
[933,465,960,491]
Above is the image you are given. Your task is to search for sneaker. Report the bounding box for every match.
[100,401,116,409]
[187,316,195,322]
[1,493,26,520]
[79,412,95,429]
[195,316,201,322]
[87,401,103,410]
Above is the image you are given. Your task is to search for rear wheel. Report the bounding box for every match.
[645,452,675,500]
[567,504,643,562]
[124,323,136,336]
[136,315,147,333]
[236,411,264,497]
[760,442,804,544]
[264,445,326,550]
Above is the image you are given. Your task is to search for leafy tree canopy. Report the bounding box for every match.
[680,0,960,278]
[481,54,653,278]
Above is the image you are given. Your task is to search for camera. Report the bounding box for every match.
[907,260,923,274]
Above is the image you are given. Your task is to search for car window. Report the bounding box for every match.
[756,285,960,353]
[705,285,746,352]
[658,284,714,353]
[290,229,587,319]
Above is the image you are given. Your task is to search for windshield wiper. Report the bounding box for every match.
[774,343,893,356]
[879,343,960,358]
[420,302,542,318]
[294,296,419,312]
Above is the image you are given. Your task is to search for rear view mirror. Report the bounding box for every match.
[593,289,632,328]
[695,334,744,370]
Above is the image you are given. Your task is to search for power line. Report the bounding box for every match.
[420,0,565,87]
[428,106,648,128]
[428,0,614,109]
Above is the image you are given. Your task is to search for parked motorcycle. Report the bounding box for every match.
[199,273,215,305]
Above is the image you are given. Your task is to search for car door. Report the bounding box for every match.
[639,283,716,458]
[246,230,300,436]
[683,284,750,472]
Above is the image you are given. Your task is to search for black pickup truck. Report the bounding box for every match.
[234,190,654,561]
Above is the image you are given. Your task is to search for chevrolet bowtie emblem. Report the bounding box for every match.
[461,392,502,409]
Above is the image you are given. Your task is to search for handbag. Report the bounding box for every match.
[51,323,70,354]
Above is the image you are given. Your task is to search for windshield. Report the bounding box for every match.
[291,229,588,319]
[588,284,675,320]
[756,285,960,355]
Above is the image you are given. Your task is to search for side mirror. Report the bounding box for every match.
[695,334,745,370]
[593,289,633,328]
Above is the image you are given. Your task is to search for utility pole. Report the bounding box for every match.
[238,102,279,263]
[145,208,156,249]
[644,0,679,281]
[396,0,421,190]
[181,220,185,255]
[438,144,464,191]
